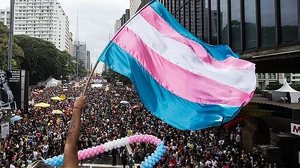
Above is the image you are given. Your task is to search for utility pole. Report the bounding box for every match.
[6,0,15,136]
[8,0,15,70]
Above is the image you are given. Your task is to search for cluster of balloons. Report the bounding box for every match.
[44,134,167,167]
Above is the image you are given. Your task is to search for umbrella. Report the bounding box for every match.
[132,105,140,109]
[34,102,51,108]
[120,100,129,104]
[11,115,23,122]
[60,94,66,100]
[50,96,63,101]
[52,110,63,114]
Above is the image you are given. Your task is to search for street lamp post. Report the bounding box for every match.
[5,0,15,136]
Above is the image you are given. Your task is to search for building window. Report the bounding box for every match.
[220,0,228,44]
[280,0,298,43]
[195,0,203,39]
[175,0,180,19]
[184,1,190,30]
[203,0,209,42]
[210,0,218,45]
[179,0,184,24]
[260,0,276,48]
[244,0,257,49]
[230,0,241,51]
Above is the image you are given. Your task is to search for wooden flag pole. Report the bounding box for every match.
[83,61,100,95]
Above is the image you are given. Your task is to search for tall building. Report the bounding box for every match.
[66,31,73,55]
[158,0,300,88]
[130,0,142,17]
[0,8,10,26]
[114,19,121,34]
[5,0,72,51]
[72,42,90,70]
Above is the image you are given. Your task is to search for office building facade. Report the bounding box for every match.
[159,0,300,89]
[72,42,91,70]
[159,0,299,51]
[1,0,72,52]
[0,8,10,26]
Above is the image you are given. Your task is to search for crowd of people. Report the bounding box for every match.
[0,79,274,167]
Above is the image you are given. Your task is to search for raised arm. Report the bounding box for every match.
[63,94,87,168]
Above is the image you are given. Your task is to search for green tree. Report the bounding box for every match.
[0,22,24,69]
[56,50,76,80]
[101,69,131,85]
[290,83,300,91]
[266,81,283,90]
[77,59,88,78]
[15,35,76,85]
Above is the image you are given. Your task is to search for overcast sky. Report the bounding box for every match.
[0,0,130,73]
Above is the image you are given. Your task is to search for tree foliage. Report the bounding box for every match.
[0,22,89,85]
[0,22,24,69]
[101,69,131,85]
[266,81,283,90]
[15,35,77,85]
[290,83,300,91]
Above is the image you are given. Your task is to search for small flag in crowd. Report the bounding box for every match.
[98,0,256,130]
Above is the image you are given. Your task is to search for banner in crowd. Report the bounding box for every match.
[98,0,256,130]
[1,122,9,139]
[0,70,29,110]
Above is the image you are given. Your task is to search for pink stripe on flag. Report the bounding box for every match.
[113,27,251,106]
[140,6,254,70]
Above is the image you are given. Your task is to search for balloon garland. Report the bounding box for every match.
[44,134,167,168]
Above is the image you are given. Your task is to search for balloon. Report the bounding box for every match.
[45,134,166,167]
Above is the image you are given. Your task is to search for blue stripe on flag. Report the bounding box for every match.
[99,42,241,130]
[150,1,239,61]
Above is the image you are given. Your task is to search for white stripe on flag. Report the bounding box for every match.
[126,14,256,93]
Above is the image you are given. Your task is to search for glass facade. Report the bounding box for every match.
[210,0,218,44]
[260,0,276,48]
[244,0,256,49]
[203,0,209,42]
[231,0,241,51]
[160,0,300,53]
[220,0,228,44]
[280,0,298,43]
[185,1,190,30]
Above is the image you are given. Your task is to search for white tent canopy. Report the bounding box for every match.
[38,77,62,88]
[272,80,300,103]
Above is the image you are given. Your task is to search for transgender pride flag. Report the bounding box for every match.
[98,0,256,130]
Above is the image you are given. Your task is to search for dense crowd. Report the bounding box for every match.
[0,79,274,167]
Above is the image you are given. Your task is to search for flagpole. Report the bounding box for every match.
[83,61,99,95]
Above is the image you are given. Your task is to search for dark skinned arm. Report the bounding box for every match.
[63,94,87,168]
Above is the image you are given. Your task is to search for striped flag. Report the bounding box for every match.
[99,0,256,130]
